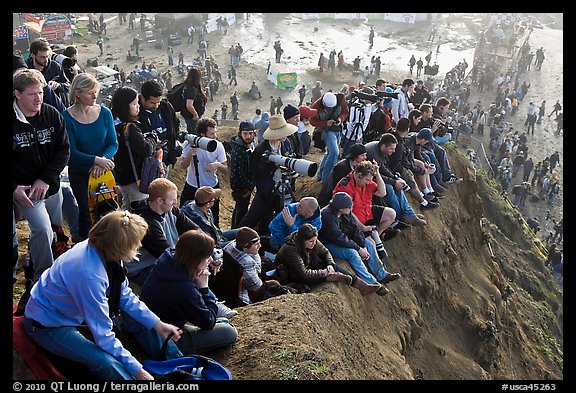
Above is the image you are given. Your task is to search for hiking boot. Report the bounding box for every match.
[444,175,463,185]
[326,271,353,286]
[404,214,427,227]
[376,285,389,296]
[391,220,411,230]
[381,228,400,241]
[421,201,440,210]
[216,301,238,319]
[434,183,447,193]
[352,278,381,296]
[380,273,401,284]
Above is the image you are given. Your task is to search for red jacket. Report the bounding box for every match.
[310,93,349,129]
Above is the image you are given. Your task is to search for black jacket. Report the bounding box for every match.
[318,206,364,251]
[318,159,354,208]
[113,121,155,186]
[229,135,254,192]
[13,101,70,196]
[137,99,180,167]
[387,129,424,175]
[129,199,199,259]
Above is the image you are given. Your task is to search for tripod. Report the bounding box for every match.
[274,167,298,208]
[341,101,366,159]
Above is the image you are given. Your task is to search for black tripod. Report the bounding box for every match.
[274,167,298,208]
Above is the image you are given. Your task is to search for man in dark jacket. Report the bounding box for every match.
[229,121,256,228]
[13,68,70,314]
[318,192,400,296]
[25,39,70,107]
[138,80,181,178]
[238,114,298,235]
[318,143,367,208]
[128,178,199,285]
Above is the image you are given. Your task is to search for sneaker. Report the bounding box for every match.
[404,214,427,226]
[376,285,389,296]
[381,228,400,241]
[434,183,447,193]
[444,175,463,185]
[432,191,446,199]
[380,273,401,284]
[216,301,238,319]
[437,180,449,189]
[421,201,440,210]
[415,213,426,220]
[423,193,440,203]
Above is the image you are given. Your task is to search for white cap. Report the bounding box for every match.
[322,92,337,108]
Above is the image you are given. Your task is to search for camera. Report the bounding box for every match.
[211,247,223,267]
[266,153,318,177]
[375,90,400,99]
[51,53,76,69]
[437,121,454,135]
[351,90,379,104]
[184,133,217,152]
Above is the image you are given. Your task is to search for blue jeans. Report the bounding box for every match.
[61,183,81,243]
[423,149,443,185]
[15,189,63,282]
[325,238,389,284]
[385,183,415,220]
[178,318,238,355]
[434,133,453,145]
[317,130,341,183]
[22,313,182,380]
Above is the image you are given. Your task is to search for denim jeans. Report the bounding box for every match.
[15,189,63,282]
[317,130,342,183]
[22,313,182,380]
[61,183,81,243]
[177,318,238,355]
[385,183,415,221]
[423,149,443,186]
[434,133,453,145]
[69,171,92,240]
[325,238,389,284]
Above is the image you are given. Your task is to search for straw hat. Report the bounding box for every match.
[263,114,298,140]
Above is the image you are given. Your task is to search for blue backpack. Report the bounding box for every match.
[142,333,232,380]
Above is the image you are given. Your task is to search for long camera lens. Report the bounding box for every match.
[267,153,318,177]
[184,134,217,152]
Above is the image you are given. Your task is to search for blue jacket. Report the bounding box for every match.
[269,202,322,249]
[140,249,218,330]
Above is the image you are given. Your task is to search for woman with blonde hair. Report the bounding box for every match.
[140,229,238,355]
[62,72,118,240]
[22,210,183,380]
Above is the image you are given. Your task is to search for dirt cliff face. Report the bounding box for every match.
[174,130,563,380]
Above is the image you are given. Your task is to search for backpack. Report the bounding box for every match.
[166,83,186,112]
[138,149,164,194]
[123,123,165,194]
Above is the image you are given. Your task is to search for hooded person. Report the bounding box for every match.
[255,111,270,143]
[238,114,298,235]
[310,91,350,183]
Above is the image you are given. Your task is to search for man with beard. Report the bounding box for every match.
[229,121,257,228]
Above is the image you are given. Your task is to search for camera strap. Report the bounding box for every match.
[123,123,141,185]
[192,154,201,188]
